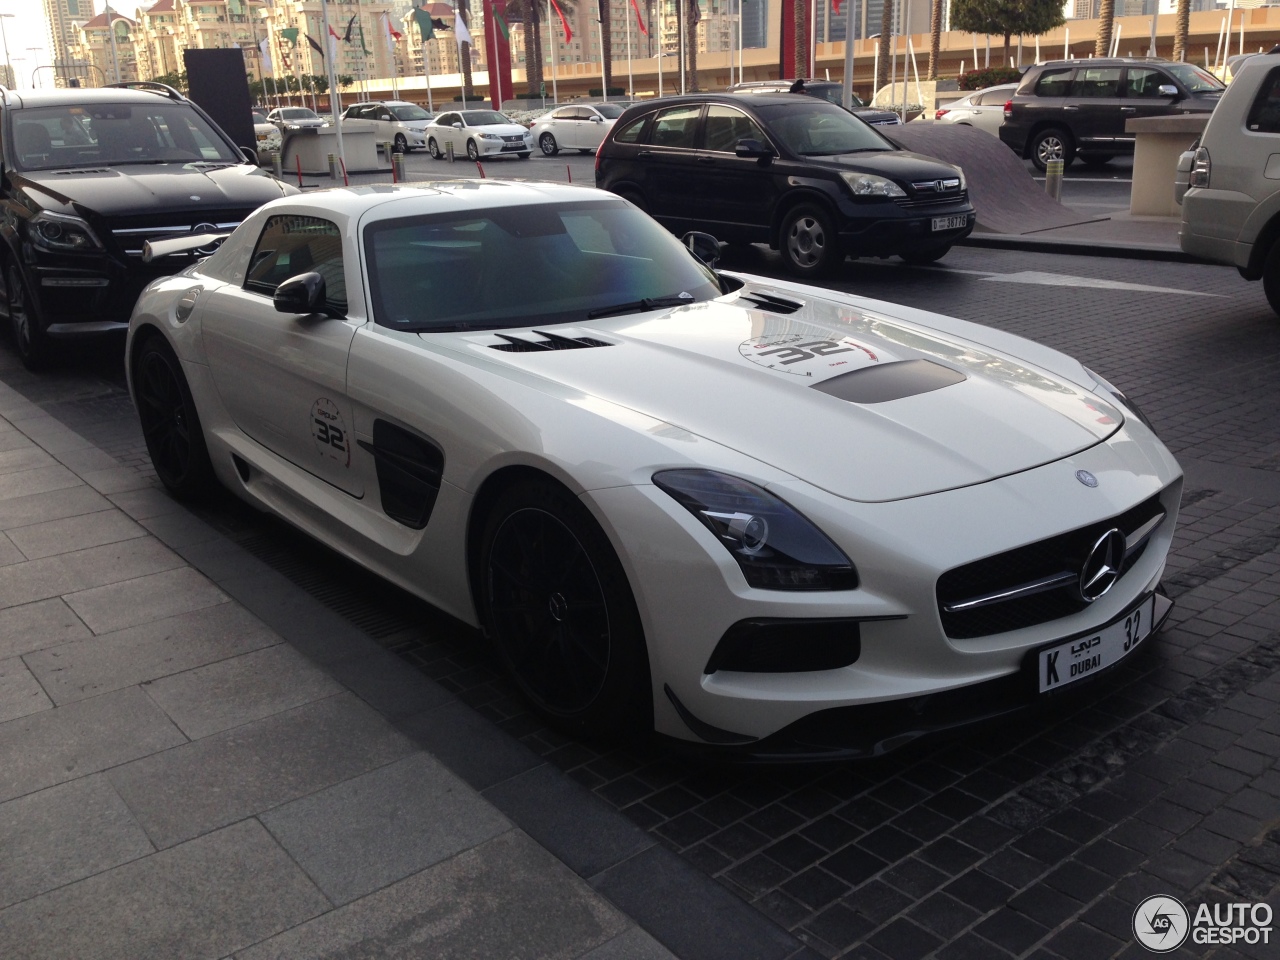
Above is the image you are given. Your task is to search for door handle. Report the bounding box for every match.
[697,156,715,164]
[1063,105,1079,111]
[637,150,653,157]
[1121,106,1137,112]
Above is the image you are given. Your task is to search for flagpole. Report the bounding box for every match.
[456,3,467,108]
[626,0,633,98]
[596,13,606,100]
[317,0,345,170]
[678,0,685,93]
[548,0,559,104]
[657,3,662,97]
[424,38,434,111]
[490,9,501,108]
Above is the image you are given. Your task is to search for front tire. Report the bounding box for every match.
[1262,240,1280,317]
[466,139,479,161]
[539,132,559,156]
[517,152,531,160]
[780,203,841,279]
[428,137,442,159]
[394,133,409,154]
[1030,126,1075,172]
[479,478,651,739]
[134,335,215,500]
[6,262,47,370]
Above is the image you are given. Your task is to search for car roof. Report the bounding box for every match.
[1032,57,1169,68]
[621,93,808,110]
[6,86,190,109]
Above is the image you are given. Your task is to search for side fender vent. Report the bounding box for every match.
[740,292,803,315]
[490,331,616,352]
[356,420,444,530]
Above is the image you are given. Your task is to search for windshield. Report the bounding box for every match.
[281,108,320,119]
[806,85,867,109]
[364,199,721,332]
[755,101,892,156]
[1164,63,1225,93]
[594,103,626,118]
[11,102,242,171]
[390,104,432,121]
[462,110,510,126]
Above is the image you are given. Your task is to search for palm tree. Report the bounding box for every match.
[1173,0,1189,61]
[928,0,941,79]
[508,0,577,96]
[875,0,892,96]
[457,1,475,97]
[600,0,614,95]
[794,0,806,78]
[1094,0,1114,58]
[687,0,700,89]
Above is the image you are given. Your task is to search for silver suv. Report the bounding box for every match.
[1180,52,1280,315]
[340,100,435,153]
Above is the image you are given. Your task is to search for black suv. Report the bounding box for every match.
[596,93,974,277]
[0,82,296,367]
[728,79,903,127]
[999,57,1224,170]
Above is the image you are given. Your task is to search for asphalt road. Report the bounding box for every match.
[6,242,1277,959]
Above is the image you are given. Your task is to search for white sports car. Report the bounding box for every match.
[126,181,1180,758]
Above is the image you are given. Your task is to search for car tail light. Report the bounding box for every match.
[1003,99,1013,120]
[935,107,949,120]
[1189,146,1211,189]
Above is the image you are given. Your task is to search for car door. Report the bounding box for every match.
[1067,66,1125,153]
[638,103,704,231]
[547,106,578,148]
[693,104,778,242]
[580,106,611,150]
[343,105,375,138]
[1122,66,1180,130]
[200,213,363,496]
[435,112,459,152]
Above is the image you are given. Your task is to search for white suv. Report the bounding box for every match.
[340,100,435,153]
[1180,52,1280,314]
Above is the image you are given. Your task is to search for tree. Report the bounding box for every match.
[507,0,577,97]
[458,2,474,97]
[928,0,942,79]
[686,0,700,90]
[1173,0,1189,61]
[875,0,891,98]
[1094,0,1114,58]
[600,0,613,96]
[795,0,807,78]
[949,0,1064,66]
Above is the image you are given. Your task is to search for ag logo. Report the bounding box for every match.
[738,334,878,377]
[310,398,350,466]
[1133,895,1190,953]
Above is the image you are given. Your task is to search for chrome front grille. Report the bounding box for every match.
[110,221,241,258]
[893,190,969,209]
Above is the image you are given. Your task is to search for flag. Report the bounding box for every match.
[259,36,273,75]
[453,8,472,46]
[383,12,402,41]
[280,26,299,46]
[412,6,436,41]
[492,9,510,40]
[549,0,571,43]
[327,23,341,59]
[832,0,841,14]
[343,14,357,43]
[306,33,325,58]
[629,0,647,35]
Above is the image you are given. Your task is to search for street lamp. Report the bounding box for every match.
[26,47,41,88]
[0,14,14,90]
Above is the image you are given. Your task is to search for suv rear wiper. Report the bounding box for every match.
[588,293,694,319]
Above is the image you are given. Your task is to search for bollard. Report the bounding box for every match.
[446,141,454,163]
[380,141,392,162]
[327,152,340,181]
[391,150,406,183]
[1044,158,1064,202]
[270,149,282,179]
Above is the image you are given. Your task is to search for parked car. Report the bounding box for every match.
[999,57,1224,170]
[267,106,327,132]
[0,82,296,368]
[935,83,1018,136]
[425,109,534,160]
[125,179,1180,757]
[529,101,627,156]
[340,100,435,153]
[596,93,974,277]
[728,79,903,127]
[252,107,282,157]
[1181,53,1280,314]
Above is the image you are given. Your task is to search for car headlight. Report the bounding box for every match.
[479,132,502,140]
[28,212,103,253]
[1084,366,1155,433]
[285,123,301,130]
[840,172,907,198]
[653,469,858,590]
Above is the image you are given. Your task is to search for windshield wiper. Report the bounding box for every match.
[587,294,694,320]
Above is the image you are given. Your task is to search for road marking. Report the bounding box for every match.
[976,270,1222,297]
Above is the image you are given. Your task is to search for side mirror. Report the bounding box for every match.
[239,145,258,165]
[273,272,332,316]
[1157,83,1181,98]
[734,138,774,161]
[590,115,603,122]
[453,121,463,129]
[682,231,721,268]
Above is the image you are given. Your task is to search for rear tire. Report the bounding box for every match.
[1080,154,1114,168]
[6,262,47,371]
[779,203,841,279]
[134,335,216,501]
[1262,240,1280,317]
[479,478,652,739]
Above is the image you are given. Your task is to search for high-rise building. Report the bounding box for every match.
[44,0,97,86]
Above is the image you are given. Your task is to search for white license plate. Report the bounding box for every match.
[931,215,968,232]
[1038,595,1156,693]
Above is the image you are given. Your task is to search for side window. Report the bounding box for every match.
[1035,68,1074,97]
[1247,68,1280,134]
[1125,68,1166,98]
[1070,67,1121,98]
[438,113,457,126]
[649,105,701,148]
[553,107,576,120]
[612,113,650,143]
[245,215,347,314]
[702,104,767,152]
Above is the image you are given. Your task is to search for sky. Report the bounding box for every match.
[0,0,52,89]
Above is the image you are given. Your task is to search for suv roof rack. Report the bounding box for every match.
[105,80,186,102]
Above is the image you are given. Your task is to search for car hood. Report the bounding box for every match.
[852,107,902,124]
[811,150,964,179]
[18,164,288,218]
[449,283,1122,502]
[469,124,530,137]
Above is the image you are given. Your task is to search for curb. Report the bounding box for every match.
[959,232,1202,263]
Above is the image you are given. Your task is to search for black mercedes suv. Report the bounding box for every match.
[0,82,297,367]
[596,93,974,278]
[999,57,1224,170]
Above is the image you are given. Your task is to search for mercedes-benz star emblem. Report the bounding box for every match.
[1076,469,1099,487]
[191,223,221,255]
[1079,528,1126,602]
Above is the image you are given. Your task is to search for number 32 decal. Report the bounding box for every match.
[311,398,351,467]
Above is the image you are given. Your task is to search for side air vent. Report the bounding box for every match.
[739,292,804,315]
[490,331,615,352]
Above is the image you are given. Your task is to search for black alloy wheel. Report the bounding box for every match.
[6,262,46,370]
[539,132,559,156]
[428,137,442,159]
[135,336,215,500]
[480,478,651,737]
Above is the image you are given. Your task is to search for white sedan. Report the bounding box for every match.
[529,101,627,156]
[424,109,533,161]
[935,83,1018,136]
[126,181,1179,758]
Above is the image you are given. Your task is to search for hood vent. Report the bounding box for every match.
[490,330,615,352]
[57,168,111,175]
[739,291,804,315]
